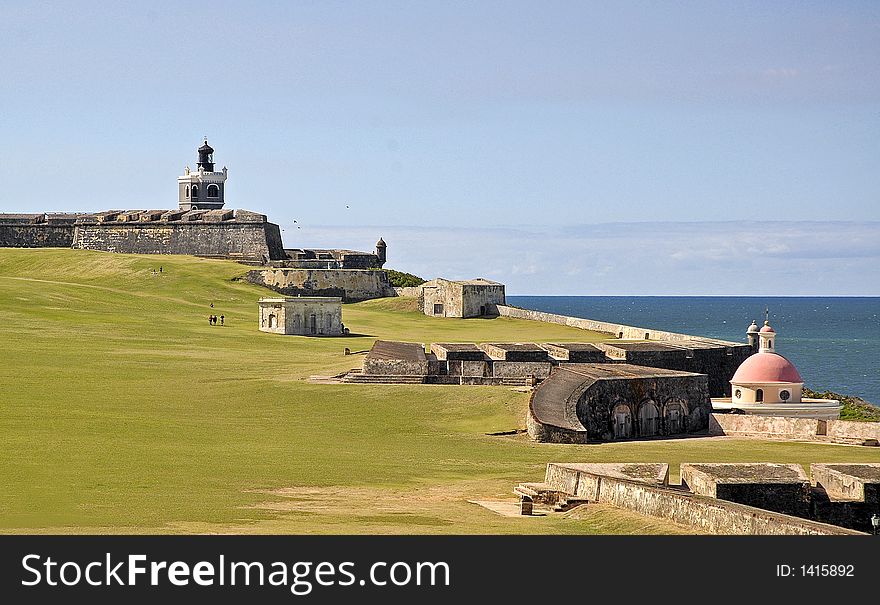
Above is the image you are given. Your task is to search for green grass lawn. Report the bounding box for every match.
[1,248,877,534]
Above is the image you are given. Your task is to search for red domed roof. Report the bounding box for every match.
[731,352,802,384]
[760,325,775,333]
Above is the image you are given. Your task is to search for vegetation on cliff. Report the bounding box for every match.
[803,387,880,422]
[384,268,425,288]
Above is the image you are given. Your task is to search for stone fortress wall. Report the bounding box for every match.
[246,267,395,302]
[0,210,285,263]
[0,213,78,248]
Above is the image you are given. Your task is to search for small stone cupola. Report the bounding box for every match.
[375,237,387,266]
[179,139,228,211]
[746,319,760,352]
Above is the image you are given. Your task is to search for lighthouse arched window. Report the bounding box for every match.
[207,184,219,198]
[191,185,199,198]
[185,186,190,199]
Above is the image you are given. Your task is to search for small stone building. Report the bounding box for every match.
[419,278,506,318]
[258,296,343,336]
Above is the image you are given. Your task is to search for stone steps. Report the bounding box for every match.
[341,373,426,384]
[514,482,588,514]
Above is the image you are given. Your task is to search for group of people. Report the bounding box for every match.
[208,303,224,326]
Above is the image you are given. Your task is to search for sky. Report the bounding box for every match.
[1,1,878,294]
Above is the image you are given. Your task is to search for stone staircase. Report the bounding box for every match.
[514,482,588,513]
[341,370,425,385]
[341,369,531,387]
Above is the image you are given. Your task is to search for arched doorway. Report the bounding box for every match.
[688,407,706,432]
[268,314,277,329]
[612,404,632,439]
[664,400,687,435]
[756,388,764,402]
[638,401,660,437]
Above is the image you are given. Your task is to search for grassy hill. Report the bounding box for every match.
[1,248,877,535]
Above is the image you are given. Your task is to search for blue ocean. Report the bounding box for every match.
[506,296,880,406]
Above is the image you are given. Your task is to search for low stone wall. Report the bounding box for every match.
[543,463,861,535]
[709,413,880,446]
[247,268,395,302]
[497,305,731,343]
[826,419,880,445]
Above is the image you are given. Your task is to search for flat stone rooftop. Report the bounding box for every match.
[478,343,550,361]
[365,340,426,362]
[682,463,809,484]
[556,363,704,380]
[810,463,880,503]
[549,463,670,486]
[430,343,487,361]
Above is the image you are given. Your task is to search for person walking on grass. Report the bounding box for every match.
[220,315,225,326]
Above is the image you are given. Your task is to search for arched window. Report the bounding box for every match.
[612,404,632,439]
[638,401,660,437]
[207,184,219,198]
[756,388,764,402]
[185,186,190,198]
[191,185,199,198]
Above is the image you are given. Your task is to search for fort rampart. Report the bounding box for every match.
[0,210,285,263]
[246,268,395,302]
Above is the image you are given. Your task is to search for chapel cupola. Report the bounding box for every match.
[758,320,776,353]
[178,139,227,211]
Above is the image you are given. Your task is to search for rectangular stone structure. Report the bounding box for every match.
[258,296,343,336]
[362,340,429,376]
[430,343,487,361]
[811,464,880,504]
[541,343,606,362]
[478,343,549,362]
[681,463,811,518]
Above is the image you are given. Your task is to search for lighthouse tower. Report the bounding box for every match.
[178,139,228,211]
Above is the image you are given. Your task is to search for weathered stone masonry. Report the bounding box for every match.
[246,267,395,302]
[0,209,285,263]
